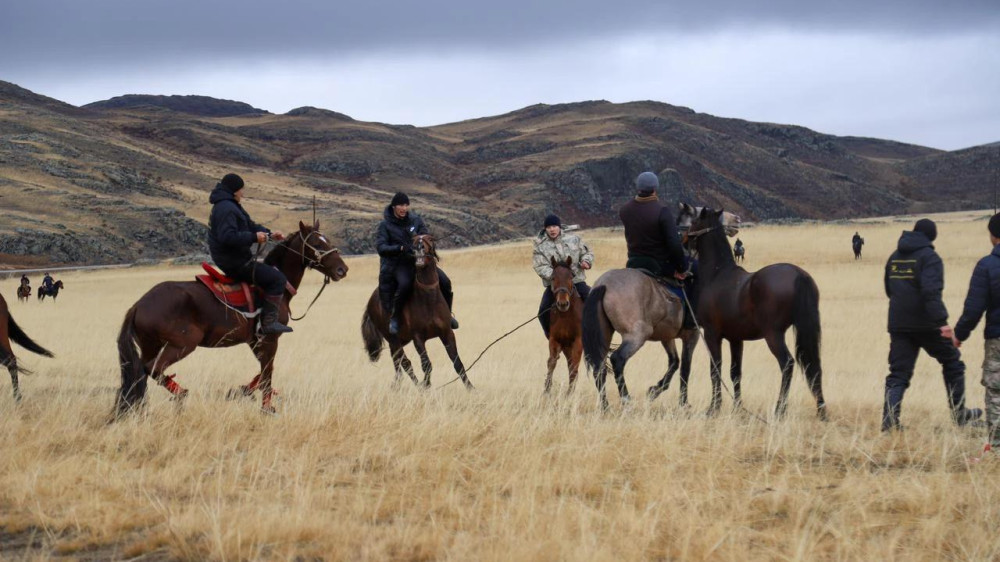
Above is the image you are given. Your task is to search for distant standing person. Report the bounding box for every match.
[853,231,865,260]
[881,218,982,431]
[733,238,745,263]
[954,214,1000,449]
[532,214,594,338]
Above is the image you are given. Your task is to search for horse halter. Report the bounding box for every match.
[413,234,436,267]
[295,230,341,272]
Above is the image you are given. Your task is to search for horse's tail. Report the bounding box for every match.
[7,314,54,358]
[792,275,822,386]
[115,305,147,417]
[582,285,610,373]
[361,309,383,363]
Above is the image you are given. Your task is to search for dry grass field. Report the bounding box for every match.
[1,211,999,560]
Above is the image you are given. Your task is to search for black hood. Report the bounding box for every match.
[210,186,237,205]
[897,230,933,253]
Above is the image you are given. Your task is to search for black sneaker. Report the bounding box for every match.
[955,408,984,427]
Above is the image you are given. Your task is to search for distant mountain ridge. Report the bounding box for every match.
[0,80,996,266]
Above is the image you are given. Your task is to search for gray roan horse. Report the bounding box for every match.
[581,204,740,410]
[685,208,826,419]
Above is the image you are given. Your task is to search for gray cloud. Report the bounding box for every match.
[2,0,999,68]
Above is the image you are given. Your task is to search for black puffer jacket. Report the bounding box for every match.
[884,231,948,332]
[375,205,428,275]
[207,186,270,272]
[955,244,1000,341]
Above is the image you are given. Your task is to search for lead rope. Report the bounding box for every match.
[438,306,553,389]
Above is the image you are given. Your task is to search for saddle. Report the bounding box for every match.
[632,268,685,301]
[196,262,257,314]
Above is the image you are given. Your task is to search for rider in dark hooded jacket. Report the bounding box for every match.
[207,173,292,335]
[881,218,982,431]
[376,192,457,335]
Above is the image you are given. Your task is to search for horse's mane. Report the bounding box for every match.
[263,237,294,267]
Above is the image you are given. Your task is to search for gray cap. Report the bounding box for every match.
[636,171,659,194]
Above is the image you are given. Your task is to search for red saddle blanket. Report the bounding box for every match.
[196,263,256,313]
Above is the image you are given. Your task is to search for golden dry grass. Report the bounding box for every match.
[2,211,999,560]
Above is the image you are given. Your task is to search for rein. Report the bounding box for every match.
[256,230,341,322]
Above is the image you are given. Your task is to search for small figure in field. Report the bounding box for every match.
[16,275,30,302]
[374,192,458,336]
[207,173,290,335]
[733,238,745,263]
[954,213,1000,450]
[532,214,593,393]
[853,232,865,260]
[881,218,983,431]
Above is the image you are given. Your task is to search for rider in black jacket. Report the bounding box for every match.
[881,219,982,430]
[376,192,457,335]
[207,173,292,335]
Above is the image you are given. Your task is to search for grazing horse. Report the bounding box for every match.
[0,293,54,401]
[361,234,473,390]
[38,280,63,302]
[685,208,827,419]
[543,257,583,394]
[115,221,348,416]
[16,285,30,303]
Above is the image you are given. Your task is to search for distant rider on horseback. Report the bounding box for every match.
[19,275,29,290]
[533,214,593,338]
[41,273,53,292]
[618,171,696,326]
[376,192,458,336]
[207,173,292,335]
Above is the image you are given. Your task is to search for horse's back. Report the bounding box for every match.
[594,269,682,339]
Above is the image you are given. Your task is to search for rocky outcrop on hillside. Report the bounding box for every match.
[85,94,268,117]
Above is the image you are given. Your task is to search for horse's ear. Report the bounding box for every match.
[550,256,557,268]
[314,219,320,231]
[299,220,308,232]
[698,207,708,219]
[714,208,725,219]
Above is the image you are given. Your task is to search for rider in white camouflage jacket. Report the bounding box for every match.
[532,214,594,338]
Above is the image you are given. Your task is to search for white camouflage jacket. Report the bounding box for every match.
[532,231,594,287]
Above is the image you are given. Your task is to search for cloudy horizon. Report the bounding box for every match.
[2,0,998,150]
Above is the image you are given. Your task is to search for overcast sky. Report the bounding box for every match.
[2,0,998,150]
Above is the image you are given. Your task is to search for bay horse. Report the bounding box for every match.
[115,221,348,416]
[685,208,826,419]
[16,285,30,302]
[38,280,63,302]
[361,234,473,390]
[0,292,54,401]
[544,257,583,394]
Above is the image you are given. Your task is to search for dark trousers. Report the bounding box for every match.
[379,266,454,316]
[226,262,287,299]
[882,330,966,430]
[538,283,591,337]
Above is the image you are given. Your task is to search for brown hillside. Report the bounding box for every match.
[0,81,996,266]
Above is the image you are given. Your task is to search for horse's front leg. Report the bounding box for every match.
[442,330,473,390]
[413,336,433,389]
[565,337,582,395]
[545,338,560,394]
[679,328,698,408]
[704,332,724,417]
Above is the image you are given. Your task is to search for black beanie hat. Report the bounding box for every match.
[219,173,244,193]
[390,192,410,207]
[989,213,1000,238]
[543,214,561,228]
[914,218,937,242]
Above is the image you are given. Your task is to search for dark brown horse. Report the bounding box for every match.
[685,208,826,419]
[16,285,30,302]
[544,257,583,394]
[38,280,63,302]
[115,221,348,416]
[361,234,473,390]
[0,293,54,401]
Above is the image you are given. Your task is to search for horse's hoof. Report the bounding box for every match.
[647,387,661,401]
[226,387,253,401]
[170,389,189,402]
[464,382,475,391]
[260,405,277,416]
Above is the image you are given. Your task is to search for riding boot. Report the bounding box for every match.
[444,290,459,330]
[259,296,293,335]
[881,387,904,432]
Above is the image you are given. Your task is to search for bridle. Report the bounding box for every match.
[294,230,341,273]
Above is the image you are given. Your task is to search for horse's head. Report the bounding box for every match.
[550,256,576,312]
[295,220,349,281]
[412,234,438,269]
[55,280,63,289]
[677,202,741,237]
[684,207,726,247]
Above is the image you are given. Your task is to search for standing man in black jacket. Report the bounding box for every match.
[207,173,292,335]
[955,213,1000,448]
[881,218,982,431]
[376,192,458,335]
